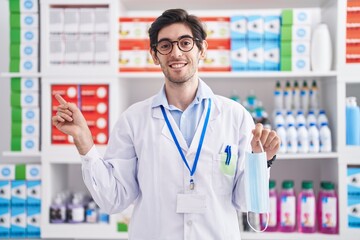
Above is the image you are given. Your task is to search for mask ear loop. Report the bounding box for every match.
[246,140,269,233]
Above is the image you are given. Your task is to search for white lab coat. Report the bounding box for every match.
[81,87,255,240]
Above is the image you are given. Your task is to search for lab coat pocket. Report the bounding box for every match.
[212,145,238,195]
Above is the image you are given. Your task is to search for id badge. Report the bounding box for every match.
[176,193,207,214]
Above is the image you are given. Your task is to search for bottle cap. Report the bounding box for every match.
[269,180,276,189]
[321,181,334,190]
[302,180,313,189]
[282,180,294,189]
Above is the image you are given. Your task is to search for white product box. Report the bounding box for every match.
[21,29,38,43]
[21,13,38,29]
[64,36,79,64]
[199,49,231,71]
[293,25,311,41]
[79,34,94,64]
[95,8,109,33]
[248,40,264,71]
[26,165,41,181]
[20,43,38,58]
[348,167,360,197]
[0,166,15,180]
[20,59,38,72]
[119,50,147,70]
[292,40,310,56]
[17,92,39,107]
[16,122,39,137]
[19,78,39,92]
[247,15,264,40]
[119,18,149,39]
[348,197,360,228]
[10,206,26,238]
[49,8,64,33]
[264,15,280,40]
[95,34,110,63]
[292,9,313,25]
[292,56,310,71]
[26,206,40,238]
[79,8,95,33]
[264,40,280,71]
[19,137,39,152]
[19,0,38,13]
[230,15,247,40]
[21,108,40,122]
[49,33,65,64]
[11,181,27,206]
[202,17,230,39]
[0,181,11,205]
[64,8,79,33]
[0,207,10,238]
[26,181,41,205]
[230,39,247,71]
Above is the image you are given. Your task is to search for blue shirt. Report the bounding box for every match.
[152,79,213,147]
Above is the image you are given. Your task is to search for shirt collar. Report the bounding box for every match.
[151,78,214,109]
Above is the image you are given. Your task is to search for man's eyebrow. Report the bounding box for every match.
[157,34,193,42]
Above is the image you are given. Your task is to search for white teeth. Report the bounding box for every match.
[171,63,186,68]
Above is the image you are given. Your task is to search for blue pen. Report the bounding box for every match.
[225,145,231,165]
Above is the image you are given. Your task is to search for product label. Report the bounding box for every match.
[300,196,315,227]
[322,197,337,227]
[280,195,295,227]
[262,195,277,227]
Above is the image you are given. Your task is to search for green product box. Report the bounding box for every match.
[10,13,21,28]
[10,92,21,107]
[11,122,22,137]
[10,43,20,59]
[9,59,20,72]
[11,78,22,92]
[10,28,21,43]
[117,223,128,232]
[281,26,292,41]
[11,137,22,151]
[280,56,292,71]
[12,107,23,122]
[9,0,20,13]
[281,9,293,26]
[280,41,292,57]
[15,164,26,180]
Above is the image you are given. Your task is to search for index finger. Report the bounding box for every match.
[55,93,67,105]
[251,123,263,141]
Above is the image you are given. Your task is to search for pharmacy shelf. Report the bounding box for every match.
[2,151,41,157]
[341,146,360,165]
[42,145,107,163]
[0,72,42,78]
[277,152,339,160]
[241,232,339,240]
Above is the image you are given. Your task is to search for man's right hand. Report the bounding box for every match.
[52,93,94,155]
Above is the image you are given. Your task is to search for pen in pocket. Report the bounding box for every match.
[225,145,231,165]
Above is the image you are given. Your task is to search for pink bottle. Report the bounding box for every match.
[298,180,316,233]
[317,181,338,234]
[279,180,296,232]
[260,180,278,231]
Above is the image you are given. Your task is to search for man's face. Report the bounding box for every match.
[150,23,207,85]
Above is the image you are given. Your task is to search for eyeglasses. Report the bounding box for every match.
[153,36,200,55]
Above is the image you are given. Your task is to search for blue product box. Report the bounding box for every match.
[264,16,280,41]
[348,167,360,198]
[0,165,15,180]
[247,16,264,41]
[0,207,10,239]
[26,206,40,238]
[26,181,41,207]
[26,165,41,180]
[0,181,10,207]
[10,206,26,238]
[247,40,264,71]
[348,197,360,228]
[264,40,280,71]
[230,39,247,71]
[230,15,247,40]
[11,181,26,207]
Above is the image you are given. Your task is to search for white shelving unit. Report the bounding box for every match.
[1,0,360,239]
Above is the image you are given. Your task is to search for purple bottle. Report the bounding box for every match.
[260,180,278,231]
[67,194,85,223]
[317,181,338,234]
[279,180,296,232]
[49,195,66,223]
[298,180,316,233]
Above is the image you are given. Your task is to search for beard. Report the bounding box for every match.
[159,58,198,85]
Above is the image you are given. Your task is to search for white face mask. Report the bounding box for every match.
[244,141,270,232]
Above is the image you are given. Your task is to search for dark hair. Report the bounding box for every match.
[148,9,207,52]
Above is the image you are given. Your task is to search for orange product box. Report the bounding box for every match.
[119,39,149,72]
[200,17,230,39]
[347,43,360,54]
[348,1,360,8]
[80,85,109,100]
[81,100,108,115]
[51,126,73,144]
[92,128,108,144]
[82,112,108,129]
[199,39,231,72]
[51,85,79,104]
[347,11,360,23]
[347,27,360,39]
[119,17,155,39]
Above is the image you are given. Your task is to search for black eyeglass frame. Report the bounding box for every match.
[152,36,201,55]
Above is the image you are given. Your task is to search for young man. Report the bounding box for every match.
[53,8,280,240]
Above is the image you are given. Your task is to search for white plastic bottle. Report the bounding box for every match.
[317,109,329,129]
[276,123,287,153]
[310,80,319,110]
[284,81,293,111]
[292,80,301,111]
[300,80,309,114]
[311,24,332,71]
[297,123,309,153]
[286,123,298,153]
[274,81,283,111]
[274,110,285,128]
[320,122,332,152]
[295,110,307,128]
[308,123,320,153]
[285,110,296,127]
[306,110,317,129]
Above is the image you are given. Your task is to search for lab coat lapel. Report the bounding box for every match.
[152,107,189,152]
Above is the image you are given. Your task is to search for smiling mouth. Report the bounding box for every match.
[169,63,187,69]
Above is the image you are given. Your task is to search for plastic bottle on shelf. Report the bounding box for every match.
[273,110,285,128]
[285,110,295,127]
[306,110,317,129]
[295,110,307,128]
[230,90,241,103]
[85,200,98,223]
[300,80,309,114]
[284,81,292,111]
[317,109,329,129]
[49,195,66,223]
[286,123,298,153]
[311,24,332,71]
[67,194,85,223]
[276,123,287,153]
[246,89,257,112]
[274,80,283,111]
[297,123,309,153]
[310,80,319,110]
[261,180,278,232]
[308,122,320,153]
[346,97,360,145]
[319,122,332,152]
[292,80,301,111]
[317,181,338,234]
[298,180,316,233]
[279,180,296,232]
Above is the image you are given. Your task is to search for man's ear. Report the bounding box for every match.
[199,40,208,60]
[150,48,160,65]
